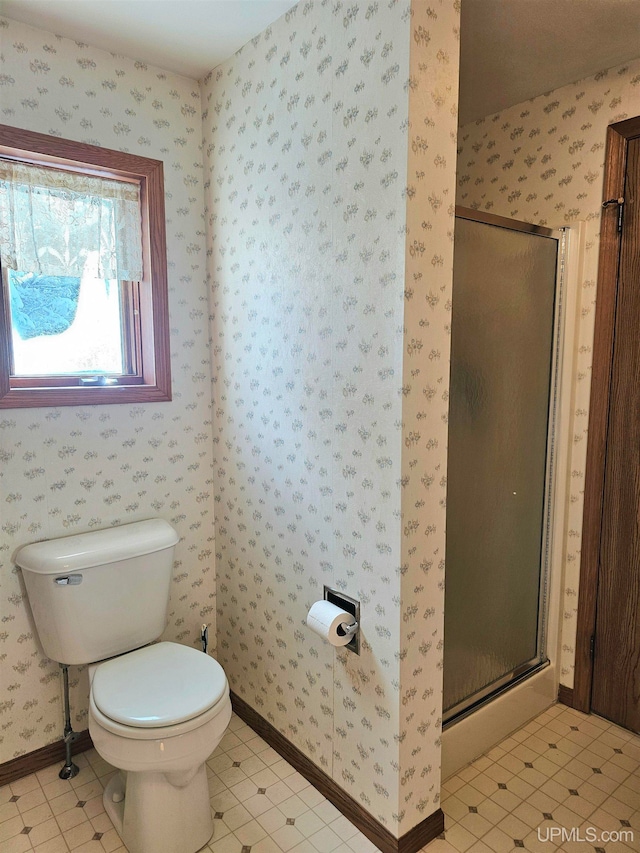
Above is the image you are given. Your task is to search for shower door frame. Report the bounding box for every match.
[443,206,569,726]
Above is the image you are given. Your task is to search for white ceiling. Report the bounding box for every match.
[1,0,640,122]
[0,1,298,79]
[460,0,640,125]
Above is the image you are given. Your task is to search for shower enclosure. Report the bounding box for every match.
[443,208,566,726]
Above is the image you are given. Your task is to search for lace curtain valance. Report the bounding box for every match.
[0,159,143,281]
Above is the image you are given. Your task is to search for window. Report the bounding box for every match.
[0,124,171,408]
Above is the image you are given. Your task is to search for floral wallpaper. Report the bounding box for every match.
[456,55,640,689]
[0,17,215,761]
[3,4,639,838]
[400,0,459,831]
[203,0,459,835]
[0,0,462,835]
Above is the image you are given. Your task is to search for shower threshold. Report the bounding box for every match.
[443,657,550,729]
[441,658,557,779]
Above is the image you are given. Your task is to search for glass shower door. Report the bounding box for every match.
[443,210,561,722]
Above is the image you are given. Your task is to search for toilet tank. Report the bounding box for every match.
[15,519,179,665]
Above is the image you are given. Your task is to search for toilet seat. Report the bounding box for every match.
[91,641,228,733]
[90,688,230,741]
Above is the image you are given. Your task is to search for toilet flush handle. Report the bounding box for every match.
[54,574,83,586]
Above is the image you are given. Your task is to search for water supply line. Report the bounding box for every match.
[59,664,80,779]
[201,624,209,654]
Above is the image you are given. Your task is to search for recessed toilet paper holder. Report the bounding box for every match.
[323,586,360,655]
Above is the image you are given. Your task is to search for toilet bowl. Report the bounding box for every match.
[88,642,232,853]
[14,519,232,853]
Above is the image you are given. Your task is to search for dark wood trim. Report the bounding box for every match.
[230,692,444,853]
[0,124,164,179]
[0,730,93,787]
[557,684,574,708]
[0,123,172,409]
[574,117,640,713]
[398,810,446,853]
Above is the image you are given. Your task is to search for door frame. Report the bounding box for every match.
[574,115,640,712]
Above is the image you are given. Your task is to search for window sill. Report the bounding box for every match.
[0,382,172,409]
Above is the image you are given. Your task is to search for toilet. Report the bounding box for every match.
[15,518,232,853]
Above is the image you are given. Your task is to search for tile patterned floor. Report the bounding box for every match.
[0,713,381,853]
[0,705,638,853]
[437,704,640,853]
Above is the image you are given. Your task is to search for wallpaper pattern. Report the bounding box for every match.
[400,0,459,830]
[0,18,215,761]
[456,56,640,689]
[0,1,461,834]
[203,0,459,835]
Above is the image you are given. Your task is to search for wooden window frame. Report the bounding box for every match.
[0,124,172,408]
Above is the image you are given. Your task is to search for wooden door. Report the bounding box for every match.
[588,134,640,732]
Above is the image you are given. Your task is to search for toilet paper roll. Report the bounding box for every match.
[306,600,356,647]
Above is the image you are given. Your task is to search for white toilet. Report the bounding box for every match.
[16,518,232,853]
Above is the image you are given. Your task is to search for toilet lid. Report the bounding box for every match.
[92,642,228,728]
